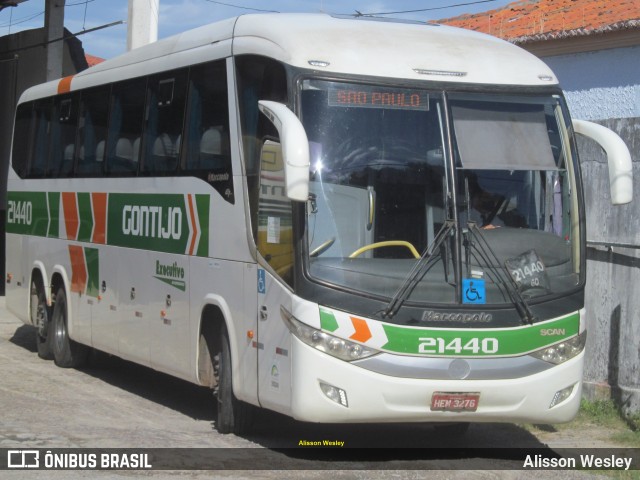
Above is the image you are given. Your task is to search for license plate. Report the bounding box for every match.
[431,392,480,412]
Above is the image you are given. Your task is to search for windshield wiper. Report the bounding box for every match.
[466,222,536,325]
[382,220,455,319]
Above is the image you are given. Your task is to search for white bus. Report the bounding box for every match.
[6,14,632,434]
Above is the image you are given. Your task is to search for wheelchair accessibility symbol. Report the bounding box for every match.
[257,269,266,294]
[462,278,486,304]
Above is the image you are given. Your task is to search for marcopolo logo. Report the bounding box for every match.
[421,310,493,324]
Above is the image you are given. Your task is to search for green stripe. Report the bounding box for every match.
[195,194,210,257]
[84,247,100,297]
[319,307,340,332]
[319,306,580,357]
[6,191,48,236]
[47,192,60,238]
[8,191,210,257]
[77,192,94,242]
[153,276,186,292]
[380,313,579,357]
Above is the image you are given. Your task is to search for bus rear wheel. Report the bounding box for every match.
[32,280,53,360]
[51,288,89,368]
[214,324,253,434]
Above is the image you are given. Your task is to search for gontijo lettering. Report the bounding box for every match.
[122,205,182,240]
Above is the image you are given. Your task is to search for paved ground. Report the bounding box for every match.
[0,297,623,479]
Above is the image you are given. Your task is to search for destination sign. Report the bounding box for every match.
[328,87,429,111]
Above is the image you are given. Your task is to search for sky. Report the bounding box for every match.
[0,0,517,59]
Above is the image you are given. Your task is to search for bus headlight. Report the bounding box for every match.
[530,331,587,365]
[281,306,379,362]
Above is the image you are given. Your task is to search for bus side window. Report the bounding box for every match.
[11,103,32,178]
[235,55,288,244]
[28,100,53,178]
[51,95,79,177]
[183,60,233,202]
[106,78,146,175]
[143,70,187,175]
[76,86,110,176]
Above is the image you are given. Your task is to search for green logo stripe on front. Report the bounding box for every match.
[318,306,580,358]
[320,308,340,332]
[380,314,580,357]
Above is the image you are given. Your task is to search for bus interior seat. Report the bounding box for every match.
[61,143,75,173]
[96,141,105,163]
[112,138,134,172]
[151,133,177,173]
[132,137,141,164]
[199,127,227,169]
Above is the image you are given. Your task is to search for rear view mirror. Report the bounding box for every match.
[573,119,632,205]
[258,101,310,202]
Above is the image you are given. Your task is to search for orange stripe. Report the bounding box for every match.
[68,245,87,294]
[187,194,198,255]
[349,317,372,343]
[62,192,79,240]
[57,75,74,94]
[91,192,107,244]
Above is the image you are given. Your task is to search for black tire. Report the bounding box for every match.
[51,288,89,368]
[215,324,253,434]
[32,281,53,360]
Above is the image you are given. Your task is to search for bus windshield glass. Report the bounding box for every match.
[300,79,580,308]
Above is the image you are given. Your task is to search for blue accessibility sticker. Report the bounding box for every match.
[462,278,486,304]
[257,269,266,294]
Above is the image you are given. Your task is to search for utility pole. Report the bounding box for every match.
[127,0,159,51]
[44,0,65,81]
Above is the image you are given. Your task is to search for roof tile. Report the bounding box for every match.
[438,0,640,43]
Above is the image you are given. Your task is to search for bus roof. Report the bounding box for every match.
[20,13,558,103]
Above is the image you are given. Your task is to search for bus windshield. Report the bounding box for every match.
[300,79,580,308]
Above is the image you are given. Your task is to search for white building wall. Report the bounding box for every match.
[542,45,640,120]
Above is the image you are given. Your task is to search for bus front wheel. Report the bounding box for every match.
[214,324,253,434]
[51,288,89,368]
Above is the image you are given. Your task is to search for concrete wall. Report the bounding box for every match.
[542,44,640,416]
[577,120,640,418]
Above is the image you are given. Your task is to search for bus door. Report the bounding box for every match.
[255,140,293,413]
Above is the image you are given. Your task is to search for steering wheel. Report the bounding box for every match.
[309,237,335,257]
[349,241,420,259]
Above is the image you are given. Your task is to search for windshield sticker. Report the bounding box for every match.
[462,278,486,304]
[505,249,551,294]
